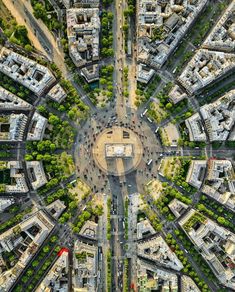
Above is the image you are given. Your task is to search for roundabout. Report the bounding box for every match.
[74,107,163,191]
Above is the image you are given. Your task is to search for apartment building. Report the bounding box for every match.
[179,209,235,289]
[200,89,235,142]
[203,2,235,52]
[36,248,69,292]
[73,240,98,291]
[202,159,235,211]
[26,161,48,190]
[137,259,179,292]
[137,0,208,68]
[0,161,28,193]
[27,111,47,141]
[177,49,235,95]
[0,113,27,141]
[137,235,184,271]
[0,86,32,110]
[186,160,207,189]
[185,112,206,141]
[0,47,56,96]
[0,211,55,291]
[67,8,100,82]
[47,84,67,103]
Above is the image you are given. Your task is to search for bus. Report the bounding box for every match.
[155,127,159,133]
[142,109,148,116]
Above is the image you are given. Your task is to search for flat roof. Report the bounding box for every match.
[105,143,133,158]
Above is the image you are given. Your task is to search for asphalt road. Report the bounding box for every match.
[1,0,234,290]
[12,0,67,75]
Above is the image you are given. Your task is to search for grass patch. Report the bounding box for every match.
[145,180,164,201]
[160,157,195,192]
[0,0,32,50]
[89,65,114,107]
[147,101,169,123]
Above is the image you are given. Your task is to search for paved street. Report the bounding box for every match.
[113,0,126,119]
[73,98,235,291]
[6,0,67,75]
[1,0,234,290]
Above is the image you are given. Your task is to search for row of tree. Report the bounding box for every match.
[72,203,103,234]
[166,232,213,291]
[101,11,114,57]
[14,235,60,292]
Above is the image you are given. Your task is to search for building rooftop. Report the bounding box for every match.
[0,47,56,96]
[202,159,235,211]
[200,89,235,142]
[0,86,32,110]
[46,199,67,220]
[67,8,100,68]
[0,197,14,212]
[186,160,207,189]
[137,218,156,239]
[168,3,235,104]
[168,198,188,218]
[137,235,183,271]
[137,0,208,68]
[0,161,29,193]
[47,84,67,103]
[203,2,235,52]
[137,63,155,84]
[137,259,178,291]
[181,275,200,292]
[0,113,27,141]
[81,64,99,83]
[36,249,69,292]
[179,208,235,289]
[178,49,235,94]
[79,220,98,239]
[168,84,188,104]
[74,0,100,8]
[73,240,98,291]
[26,161,48,190]
[27,111,47,141]
[0,210,54,291]
[185,112,206,141]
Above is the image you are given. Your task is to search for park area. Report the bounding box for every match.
[57,152,75,177]
[69,179,91,202]
[0,0,33,50]
[145,179,164,201]
[159,157,181,180]
[159,157,194,192]
[89,65,114,107]
[147,101,169,123]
